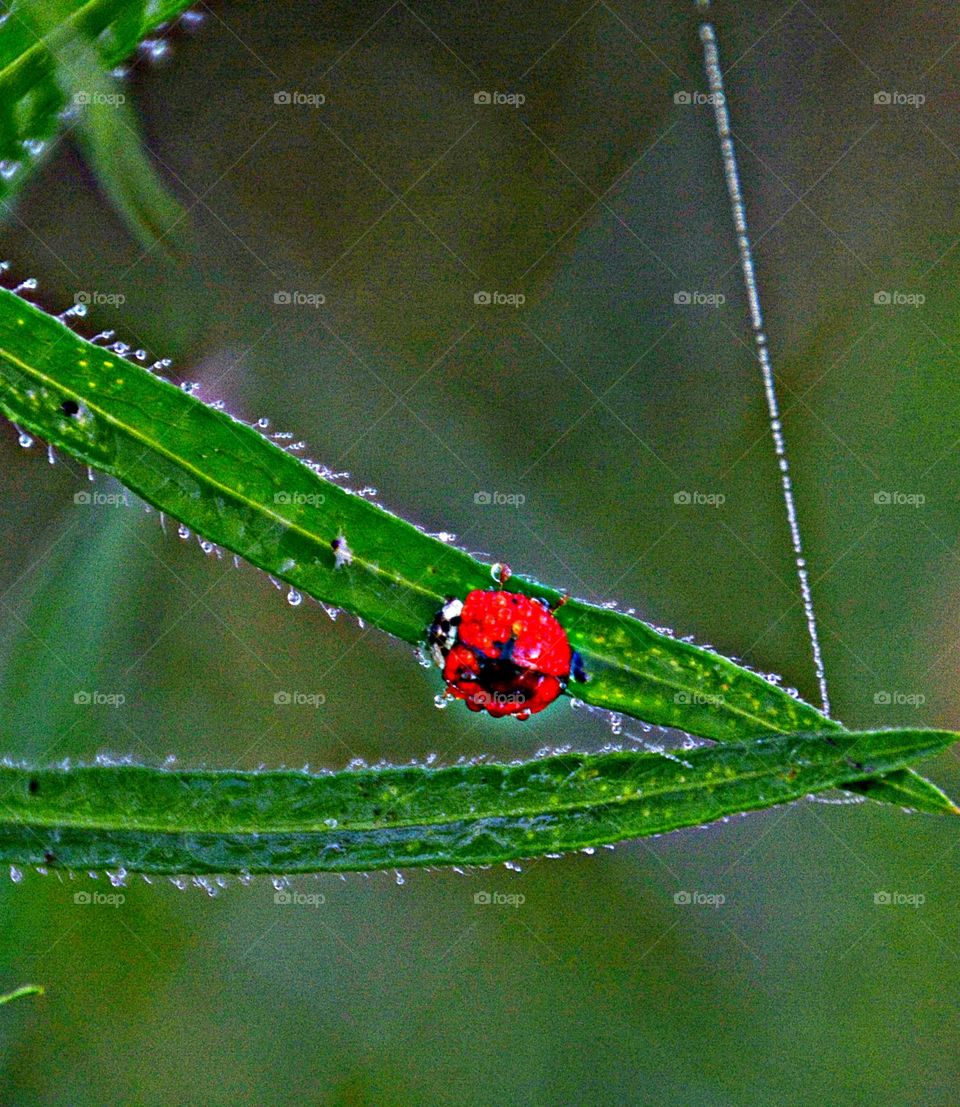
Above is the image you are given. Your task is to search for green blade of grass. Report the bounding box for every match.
[0,286,954,815]
[19,0,187,252]
[0,729,954,874]
[0,0,195,209]
[0,984,44,1006]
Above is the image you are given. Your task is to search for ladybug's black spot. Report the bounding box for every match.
[28,778,39,795]
[61,399,80,416]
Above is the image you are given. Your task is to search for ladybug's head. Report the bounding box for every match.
[427,597,463,668]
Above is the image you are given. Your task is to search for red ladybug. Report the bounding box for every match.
[428,589,584,719]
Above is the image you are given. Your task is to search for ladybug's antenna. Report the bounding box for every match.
[698,15,831,717]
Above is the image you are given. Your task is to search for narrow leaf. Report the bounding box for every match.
[0,729,954,874]
[0,288,954,813]
[0,0,194,217]
[0,984,44,1006]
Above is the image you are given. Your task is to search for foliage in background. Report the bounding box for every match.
[1,0,193,246]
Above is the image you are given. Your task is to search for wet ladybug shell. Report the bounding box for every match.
[456,590,571,677]
[433,589,573,719]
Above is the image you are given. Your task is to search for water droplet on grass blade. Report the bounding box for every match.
[11,423,32,448]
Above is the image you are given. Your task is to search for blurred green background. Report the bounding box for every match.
[1,1,959,1103]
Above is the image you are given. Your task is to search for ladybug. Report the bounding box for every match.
[428,588,585,719]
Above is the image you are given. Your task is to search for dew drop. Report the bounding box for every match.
[287,588,303,607]
[177,523,190,540]
[9,865,22,883]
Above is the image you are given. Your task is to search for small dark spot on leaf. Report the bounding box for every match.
[61,399,80,416]
[44,851,55,865]
[28,778,39,795]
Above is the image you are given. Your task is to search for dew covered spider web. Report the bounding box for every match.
[697,12,832,718]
